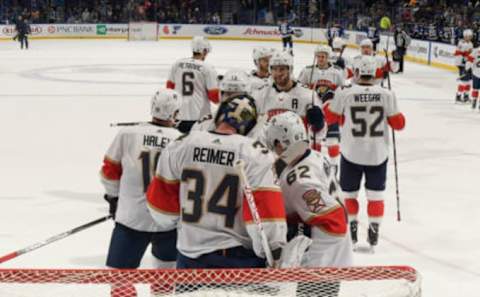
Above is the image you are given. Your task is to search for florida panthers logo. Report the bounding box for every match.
[302,189,326,213]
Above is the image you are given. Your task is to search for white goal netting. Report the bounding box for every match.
[0,266,421,297]
[128,22,159,41]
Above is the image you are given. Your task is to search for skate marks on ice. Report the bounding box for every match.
[44,190,105,204]
[19,64,170,85]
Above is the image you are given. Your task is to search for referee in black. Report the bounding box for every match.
[15,16,31,50]
[393,25,411,73]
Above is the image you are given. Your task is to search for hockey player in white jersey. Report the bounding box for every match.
[298,45,345,160]
[331,37,348,71]
[347,38,399,84]
[100,88,182,297]
[255,51,325,150]
[147,94,287,269]
[466,45,480,110]
[455,29,474,103]
[324,56,406,248]
[250,47,274,90]
[191,69,252,131]
[265,111,352,268]
[166,36,219,133]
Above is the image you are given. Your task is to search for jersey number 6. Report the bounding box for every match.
[182,72,195,96]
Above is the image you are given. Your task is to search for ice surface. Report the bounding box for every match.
[1,39,479,296]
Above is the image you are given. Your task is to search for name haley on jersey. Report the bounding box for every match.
[100,123,182,232]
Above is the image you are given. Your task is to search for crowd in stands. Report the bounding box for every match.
[2,0,480,44]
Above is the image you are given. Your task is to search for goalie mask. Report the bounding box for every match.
[214,94,257,135]
[265,111,309,163]
[150,88,183,121]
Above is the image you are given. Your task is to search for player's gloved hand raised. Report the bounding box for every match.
[306,105,325,132]
[104,195,119,219]
[334,57,345,69]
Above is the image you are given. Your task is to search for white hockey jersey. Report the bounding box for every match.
[147,130,286,259]
[328,84,403,165]
[254,81,321,120]
[100,123,182,232]
[278,150,352,267]
[249,70,271,91]
[297,64,345,99]
[347,54,399,83]
[166,58,219,121]
[456,39,474,66]
[467,47,480,77]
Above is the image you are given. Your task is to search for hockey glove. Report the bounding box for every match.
[306,105,325,132]
[334,57,345,69]
[273,158,288,178]
[104,195,119,219]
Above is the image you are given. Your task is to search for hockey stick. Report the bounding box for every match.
[307,51,318,148]
[0,215,112,264]
[234,160,275,267]
[110,122,145,127]
[383,31,401,222]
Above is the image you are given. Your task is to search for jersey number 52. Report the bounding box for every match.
[350,106,384,137]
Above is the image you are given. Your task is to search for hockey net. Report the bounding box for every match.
[0,266,421,297]
[128,22,159,41]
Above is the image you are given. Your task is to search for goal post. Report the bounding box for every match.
[128,22,159,41]
[0,266,421,297]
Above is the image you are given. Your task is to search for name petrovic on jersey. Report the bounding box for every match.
[193,147,235,166]
[178,62,202,71]
[354,94,381,103]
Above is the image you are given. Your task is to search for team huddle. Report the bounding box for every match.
[99,35,406,295]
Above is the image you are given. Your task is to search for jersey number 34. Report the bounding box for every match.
[181,169,239,228]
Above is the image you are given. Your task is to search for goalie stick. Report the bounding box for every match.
[0,215,112,264]
[234,159,275,267]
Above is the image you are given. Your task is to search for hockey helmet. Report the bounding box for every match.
[151,88,183,121]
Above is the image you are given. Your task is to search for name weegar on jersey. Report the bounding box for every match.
[146,130,287,259]
[100,123,182,232]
